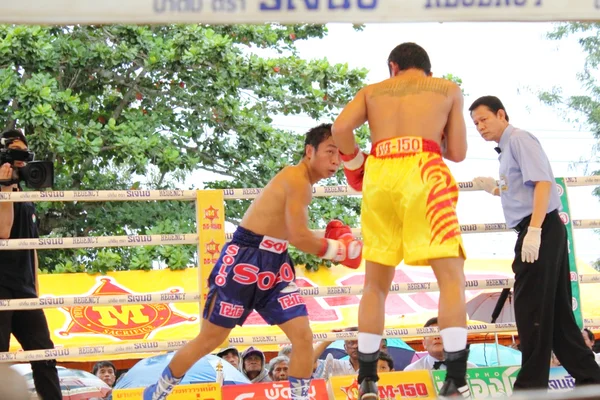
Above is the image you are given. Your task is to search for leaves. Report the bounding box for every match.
[543,23,600,268]
[0,24,368,274]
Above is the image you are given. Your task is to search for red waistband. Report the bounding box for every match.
[370,137,441,158]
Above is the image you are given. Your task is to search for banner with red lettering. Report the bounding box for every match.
[328,371,436,400]
[221,379,328,400]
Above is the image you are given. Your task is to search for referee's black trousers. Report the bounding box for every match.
[512,210,600,390]
[0,286,62,400]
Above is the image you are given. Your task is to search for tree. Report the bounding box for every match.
[538,23,600,270]
[0,24,369,273]
[0,25,463,273]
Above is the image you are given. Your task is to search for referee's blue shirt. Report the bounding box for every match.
[497,125,562,228]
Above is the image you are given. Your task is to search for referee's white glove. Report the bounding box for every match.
[522,226,542,263]
[473,176,499,196]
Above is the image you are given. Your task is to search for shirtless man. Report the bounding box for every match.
[143,123,363,400]
[331,43,469,399]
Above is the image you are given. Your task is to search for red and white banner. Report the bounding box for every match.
[222,379,328,400]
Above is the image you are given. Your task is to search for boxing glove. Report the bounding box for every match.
[340,145,368,192]
[324,220,353,240]
[318,221,363,269]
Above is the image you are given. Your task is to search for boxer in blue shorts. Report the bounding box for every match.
[144,123,363,400]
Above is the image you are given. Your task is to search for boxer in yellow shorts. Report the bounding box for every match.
[362,136,465,267]
[331,43,470,399]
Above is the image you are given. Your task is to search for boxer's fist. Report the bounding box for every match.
[325,220,353,240]
[318,237,363,270]
[340,145,367,192]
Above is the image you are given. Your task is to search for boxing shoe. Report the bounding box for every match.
[359,378,378,400]
[143,366,182,400]
[438,379,470,398]
[438,348,471,399]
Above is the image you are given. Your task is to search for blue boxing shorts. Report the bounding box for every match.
[203,226,308,328]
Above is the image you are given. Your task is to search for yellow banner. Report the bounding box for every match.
[12,258,600,361]
[112,383,221,400]
[328,370,437,400]
[195,189,226,318]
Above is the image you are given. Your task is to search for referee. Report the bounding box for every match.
[469,96,600,390]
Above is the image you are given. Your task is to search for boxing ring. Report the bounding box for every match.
[1,2,600,399]
[1,176,600,365]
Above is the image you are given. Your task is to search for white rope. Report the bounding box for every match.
[0,1,598,25]
[0,176,598,203]
[1,219,597,250]
[2,275,599,311]
[2,319,600,363]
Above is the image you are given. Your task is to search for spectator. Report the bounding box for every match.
[278,345,292,358]
[239,347,270,383]
[377,353,394,373]
[582,329,600,364]
[216,346,240,369]
[92,361,117,388]
[268,355,289,382]
[0,129,62,400]
[404,317,477,371]
[312,327,388,376]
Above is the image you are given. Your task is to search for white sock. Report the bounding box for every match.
[440,327,467,352]
[358,332,382,354]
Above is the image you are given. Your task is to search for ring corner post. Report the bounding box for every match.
[195,189,226,331]
[556,177,584,329]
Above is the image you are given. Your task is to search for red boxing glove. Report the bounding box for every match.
[325,220,353,240]
[340,145,367,192]
[318,222,363,269]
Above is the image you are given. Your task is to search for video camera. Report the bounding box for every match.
[0,137,54,189]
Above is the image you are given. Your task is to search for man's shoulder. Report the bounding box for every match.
[509,127,536,141]
[276,165,310,189]
[403,357,424,371]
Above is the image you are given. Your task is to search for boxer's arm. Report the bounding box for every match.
[284,174,324,255]
[443,84,467,163]
[332,88,367,155]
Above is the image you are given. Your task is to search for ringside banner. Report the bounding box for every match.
[0,0,599,25]
[328,370,436,399]
[222,379,328,399]
[112,382,221,399]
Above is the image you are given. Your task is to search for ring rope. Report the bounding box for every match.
[1,275,598,311]
[1,319,600,363]
[0,219,598,251]
[0,176,598,203]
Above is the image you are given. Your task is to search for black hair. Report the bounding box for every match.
[469,96,510,122]
[583,328,595,343]
[303,123,332,157]
[387,43,431,75]
[378,352,394,370]
[1,129,28,147]
[424,317,438,327]
[92,361,116,375]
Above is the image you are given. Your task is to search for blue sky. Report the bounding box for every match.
[189,22,600,265]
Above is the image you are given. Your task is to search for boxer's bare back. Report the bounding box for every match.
[357,74,465,161]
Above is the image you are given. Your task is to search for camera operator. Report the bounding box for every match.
[0,129,62,400]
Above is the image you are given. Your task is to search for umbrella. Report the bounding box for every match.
[11,364,112,400]
[319,338,416,371]
[467,290,515,323]
[114,352,250,389]
[468,343,522,367]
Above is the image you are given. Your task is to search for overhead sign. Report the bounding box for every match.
[0,0,598,25]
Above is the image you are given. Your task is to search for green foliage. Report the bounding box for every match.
[541,23,600,263]
[0,24,369,273]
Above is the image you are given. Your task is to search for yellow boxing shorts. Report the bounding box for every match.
[361,136,466,267]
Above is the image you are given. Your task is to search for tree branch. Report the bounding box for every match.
[111,67,147,121]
